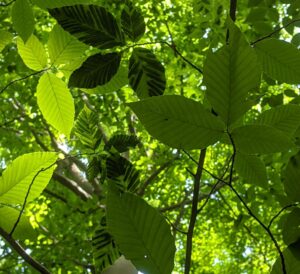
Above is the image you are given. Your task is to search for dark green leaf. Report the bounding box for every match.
[49,5,125,49]
[105,134,139,153]
[121,3,145,42]
[128,95,225,149]
[128,47,166,98]
[232,125,294,154]
[107,188,175,274]
[282,208,300,246]
[69,52,121,88]
[284,152,300,203]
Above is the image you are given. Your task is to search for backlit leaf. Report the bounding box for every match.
[128,95,225,149]
[0,30,13,52]
[36,73,75,137]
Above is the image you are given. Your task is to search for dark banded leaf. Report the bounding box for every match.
[128,47,166,98]
[105,134,140,153]
[49,5,125,49]
[107,188,175,274]
[69,52,121,88]
[121,3,145,42]
[128,95,225,149]
[203,20,261,126]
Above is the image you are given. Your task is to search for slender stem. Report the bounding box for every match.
[268,203,299,229]
[184,149,206,274]
[0,227,51,273]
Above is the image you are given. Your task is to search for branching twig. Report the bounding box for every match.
[0,69,47,95]
[184,149,206,274]
[0,0,15,7]
[268,203,299,229]
[251,18,300,45]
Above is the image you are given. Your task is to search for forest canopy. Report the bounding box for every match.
[1,0,300,273]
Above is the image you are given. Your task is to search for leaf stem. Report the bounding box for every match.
[184,148,206,274]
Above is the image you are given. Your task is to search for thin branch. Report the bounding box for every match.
[0,0,15,7]
[10,162,57,237]
[0,69,47,95]
[164,215,188,235]
[185,149,206,274]
[229,0,237,22]
[251,18,300,45]
[268,203,299,229]
[0,227,51,273]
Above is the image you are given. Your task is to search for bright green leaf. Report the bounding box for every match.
[284,152,300,203]
[36,73,75,137]
[235,153,268,188]
[32,0,93,9]
[0,30,13,52]
[282,208,300,246]
[48,24,88,66]
[128,47,166,98]
[254,39,300,84]
[255,104,300,137]
[0,206,36,240]
[82,64,128,94]
[0,152,57,204]
[11,0,35,43]
[232,125,294,154]
[17,35,48,71]
[128,95,225,149]
[121,3,145,42]
[203,20,261,125]
[69,52,121,88]
[48,5,125,49]
[107,188,175,274]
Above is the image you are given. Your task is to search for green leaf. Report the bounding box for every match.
[92,225,121,272]
[106,154,140,192]
[203,20,261,125]
[11,0,35,43]
[271,241,300,274]
[234,153,268,188]
[48,5,125,49]
[74,106,102,150]
[121,3,145,42]
[255,104,300,137]
[17,35,48,71]
[107,188,175,274]
[82,64,128,94]
[128,95,225,149]
[69,52,121,88]
[36,73,75,137]
[284,152,300,203]
[0,206,36,240]
[231,125,294,154]
[105,134,140,153]
[0,152,57,204]
[32,0,92,9]
[0,30,13,52]
[282,208,300,246]
[254,39,300,84]
[128,47,166,98]
[48,24,88,66]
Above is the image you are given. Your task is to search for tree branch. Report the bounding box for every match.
[0,227,51,273]
[0,0,15,7]
[185,148,206,274]
[268,203,299,229]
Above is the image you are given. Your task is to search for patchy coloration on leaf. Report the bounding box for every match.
[69,52,121,88]
[0,152,57,204]
[121,3,145,42]
[37,73,75,137]
[17,35,47,71]
[0,206,36,240]
[129,95,225,149]
[234,153,268,188]
[0,30,13,52]
[48,5,125,49]
[107,188,175,274]
[105,134,139,153]
[254,39,300,84]
[284,152,300,203]
[231,125,294,154]
[128,47,166,98]
[11,0,35,43]
[255,104,300,137]
[32,0,90,9]
[203,20,260,126]
[48,24,88,66]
